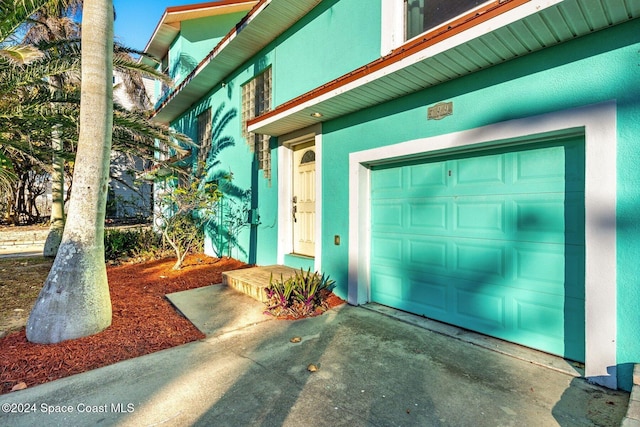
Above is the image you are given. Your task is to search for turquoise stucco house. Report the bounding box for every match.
[144,0,640,391]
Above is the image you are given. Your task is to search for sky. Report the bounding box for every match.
[112,0,197,52]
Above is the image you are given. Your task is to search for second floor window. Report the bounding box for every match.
[406,0,490,40]
[242,67,272,180]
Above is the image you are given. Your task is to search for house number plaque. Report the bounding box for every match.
[427,101,453,120]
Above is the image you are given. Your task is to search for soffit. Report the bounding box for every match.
[152,0,323,124]
[248,0,640,137]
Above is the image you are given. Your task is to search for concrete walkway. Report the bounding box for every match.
[0,283,629,426]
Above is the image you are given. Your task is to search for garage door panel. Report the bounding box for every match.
[371,201,403,229]
[370,270,404,301]
[513,245,565,294]
[454,242,506,280]
[408,238,448,271]
[408,162,448,194]
[514,289,566,337]
[455,286,507,328]
[371,236,403,263]
[514,193,584,244]
[371,167,403,192]
[370,137,585,361]
[371,267,448,314]
[454,153,506,188]
[407,276,449,314]
[455,199,506,235]
[514,145,566,183]
[514,293,585,360]
[514,196,568,243]
[408,200,448,231]
[372,234,450,273]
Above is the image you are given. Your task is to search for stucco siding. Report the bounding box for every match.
[273,0,381,105]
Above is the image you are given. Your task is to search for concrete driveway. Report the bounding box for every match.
[0,285,628,426]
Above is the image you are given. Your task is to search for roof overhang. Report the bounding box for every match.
[151,0,323,124]
[143,0,258,63]
[248,0,640,137]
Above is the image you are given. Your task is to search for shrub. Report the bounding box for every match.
[264,268,335,318]
[158,175,220,270]
[104,227,165,262]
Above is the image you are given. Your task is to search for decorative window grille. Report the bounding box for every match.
[242,67,272,180]
[197,108,212,170]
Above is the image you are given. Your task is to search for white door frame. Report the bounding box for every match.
[348,101,617,389]
[277,124,322,270]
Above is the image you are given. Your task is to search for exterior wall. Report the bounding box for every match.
[272,0,381,105]
[166,0,382,265]
[170,50,278,264]
[169,13,247,85]
[318,20,640,390]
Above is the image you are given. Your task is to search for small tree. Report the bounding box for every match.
[158,172,221,270]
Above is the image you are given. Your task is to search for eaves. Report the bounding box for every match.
[248,0,640,137]
[151,0,323,125]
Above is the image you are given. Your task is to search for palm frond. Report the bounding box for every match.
[0,44,44,65]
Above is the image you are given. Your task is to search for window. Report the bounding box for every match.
[406,0,490,39]
[242,67,272,180]
[381,0,493,54]
[197,108,212,170]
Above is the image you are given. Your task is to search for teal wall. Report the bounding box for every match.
[320,20,640,390]
[170,47,279,266]
[272,0,381,105]
[169,12,247,84]
[166,0,383,267]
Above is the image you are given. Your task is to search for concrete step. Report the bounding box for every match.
[222,265,298,303]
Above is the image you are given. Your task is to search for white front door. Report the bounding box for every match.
[292,143,316,257]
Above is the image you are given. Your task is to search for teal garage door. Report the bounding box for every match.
[370,137,585,361]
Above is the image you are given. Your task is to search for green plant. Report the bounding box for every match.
[158,173,221,270]
[264,268,335,318]
[104,227,164,262]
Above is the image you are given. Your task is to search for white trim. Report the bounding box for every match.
[277,144,292,264]
[348,102,617,389]
[380,0,404,56]
[249,0,563,134]
[277,124,322,269]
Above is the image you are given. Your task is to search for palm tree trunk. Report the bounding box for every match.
[43,125,65,257]
[27,0,114,344]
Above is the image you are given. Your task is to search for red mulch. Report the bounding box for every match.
[0,255,347,396]
[0,254,249,395]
